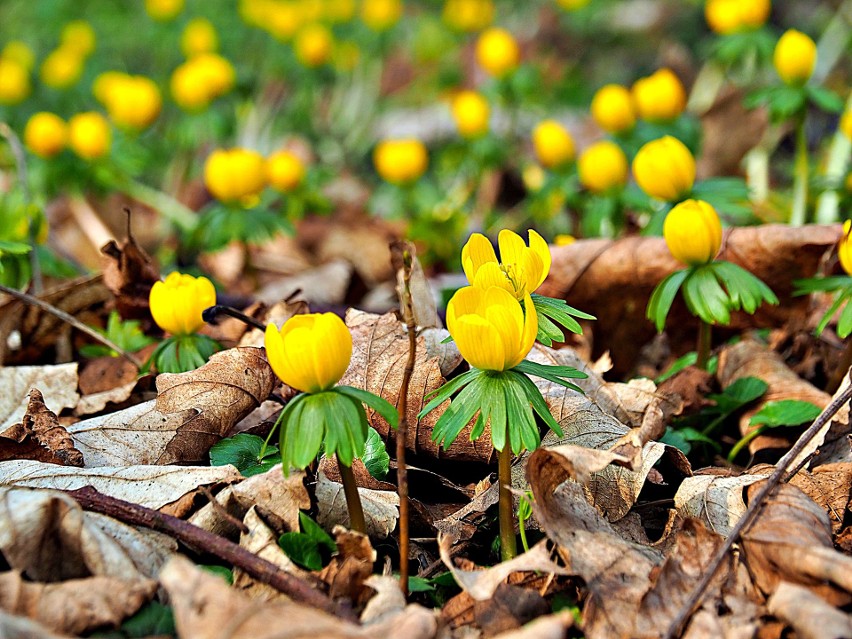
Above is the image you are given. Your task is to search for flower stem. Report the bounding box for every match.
[696,320,712,371]
[789,117,809,227]
[497,445,517,561]
[337,458,366,535]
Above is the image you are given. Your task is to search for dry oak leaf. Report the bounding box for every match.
[67,347,274,466]
[489,611,575,639]
[315,470,399,538]
[0,610,73,639]
[767,581,852,639]
[0,389,83,466]
[539,225,840,374]
[160,555,438,639]
[319,526,376,602]
[673,472,764,538]
[0,571,156,636]
[0,486,176,582]
[0,364,79,431]
[100,215,160,321]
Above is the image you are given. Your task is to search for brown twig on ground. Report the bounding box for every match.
[199,485,249,535]
[0,283,143,369]
[65,486,356,622]
[663,381,852,639]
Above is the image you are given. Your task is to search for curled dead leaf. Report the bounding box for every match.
[0,364,79,431]
[0,389,83,466]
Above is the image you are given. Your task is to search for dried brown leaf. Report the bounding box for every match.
[315,470,399,538]
[767,582,852,639]
[0,610,72,639]
[433,481,499,544]
[0,389,83,466]
[319,527,376,601]
[100,216,160,321]
[489,611,574,639]
[673,473,763,537]
[0,364,79,431]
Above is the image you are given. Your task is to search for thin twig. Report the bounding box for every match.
[65,486,356,622]
[0,282,143,369]
[199,485,249,535]
[663,381,852,639]
[202,305,267,331]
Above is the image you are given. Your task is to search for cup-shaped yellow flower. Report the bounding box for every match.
[360,0,402,31]
[451,90,490,139]
[631,68,686,122]
[739,0,770,28]
[145,0,184,21]
[373,139,428,185]
[60,20,96,57]
[295,23,333,68]
[103,75,162,131]
[475,27,520,78]
[40,47,84,90]
[841,111,852,142]
[447,286,537,372]
[632,136,696,201]
[706,0,769,33]
[462,229,550,300]
[24,112,67,158]
[0,59,30,105]
[181,18,218,57]
[264,313,353,393]
[839,220,852,276]
[773,29,817,86]
[557,0,590,9]
[267,149,306,193]
[68,112,111,160]
[150,272,216,336]
[532,120,575,169]
[443,0,494,32]
[590,84,635,134]
[204,148,267,205]
[663,199,723,266]
[578,140,628,194]
[2,41,35,70]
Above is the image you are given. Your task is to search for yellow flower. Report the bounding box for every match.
[739,0,770,29]
[462,229,551,299]
[0,59,30,105]
[578,140,628,194]
[150,272,216,336]
[204,148,267,205]
[40,47,85,89]
[325,0,356,22]
[145,0,184,21]
[295,23,334,67]
[170,54,235,111]
[447,286,537,372]
[264,313,352,393]
[841,110,852,142]
[442,0,494,32]
[103,74,162,131]
[631,68,686,122]
[632,136,695,201]
[839,220,852,276]
[24,112,67,159]
[267,149,306,192]
[774,29,816,86]
[556,0,590,9]
[181,18,219,57]
[2,41,35,70]
[475,27,520,78]
[705,0,742,35]
[360,0,403,31]
[532,120,575,169]
[663,199,723,266]
[590,84,635,134]
[373,139,428,185]
[554,234,575,246]
[68,112,111,160]
[451,90,490,139]
[60,20,96,57]
[93,71,126,104]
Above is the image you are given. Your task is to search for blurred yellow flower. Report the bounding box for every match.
[554,234,575,246]
[556,0,590,10]
[181,18,219,57]
[839,220,852,276]
[578,140,628,194]
[24,112,67,159]
[451,90,490,139]
[170,54,235,111]
[663,199,723,266]
[68,112,111,160]
[40,47,85,89]
[2,41,35,70]
[475,27,520,78]
[0,59,30,105]
[739,0,771,29]
[102,74,162,130]
[373,139,428,185]
[204,148,267,205]
[522,164,546,192]
[462,229,551,300]
[841,110,852,141]
[145,0,184,21]
[447,286,537,372]
[631,68,686,122]
[361,0,403,31]
[264,2,304,40]
[706,0,769,34]
[532,120,575,169]
[325,0,356,22]
[295,23,334,67]
[774,29,816,86]
[442,0,493,32]
[632,136,695,201]
[590,84,635,134]
[60,20,96,57]
[267,149,306,192]
[93,71,126,104]
[264,313,353,393]
[150,272,216,336]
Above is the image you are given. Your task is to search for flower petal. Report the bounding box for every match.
[527,230,551,289]
[471,261,513,294]
[497,229,527,269]
[461,233,498,284]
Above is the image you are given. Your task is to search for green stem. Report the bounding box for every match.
[789,117,809,227]
[497,445,517,561]
[337,458,367,535]
[727,426,765,463]
[696,320,712,371]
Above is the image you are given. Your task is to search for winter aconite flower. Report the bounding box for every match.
[0,59,30,105]
[101,74,162,131]
[841,111,852,141]
[373,139,428,185]
[578,140,628,194]
[60,20,96,57]
[24,112,67,158]
[170,54,235,112]
[149,272,216,336]
[145,0,184,21]
[774,29,817,86]
[475,27,520,78]
[632,136,696,201]
[295,23,333,68]
[839,220,852,276]
[447,286,537,372]
[462,229,550,300]
[663,199,723,266]
[68,112,111,160]
[451,90,490,139]
[631,69,686,123]
[443,0,494,32]
[264,313,353,393]
[266,150,306,193]
[40,47,85,90]
[705,0,770,35]
[203,148,267,205]
[181,18,218,57]
[532,120,575,169]
[360,0,402,31]
[590,84,635,134]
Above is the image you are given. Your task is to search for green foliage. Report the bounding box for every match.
[200,564,234,584]
[728,399,822,462]
[278,511,338,571]
[795,276,852,338]
[363,426,390,480]
[209,433,280,477]
[150,334,220,374]
[655,352,718,383]
[79,310,156,359]
[188,202,294,253]
[530,293,595,347]
[92,601,176,638]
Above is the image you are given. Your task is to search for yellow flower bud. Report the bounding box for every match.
[68,112,111,160]
[149,272,216,336]
[360,0,403,32]
[442,0,494,32]
[475,27,520,78]
[451,90,490,139]
[373,139,428,185]
[264,313,352,393]
[590,84,635,134]
[663,199,722,266]
[204,148,267,205]
[0,59,30,105]
[532,120,575,169]
[263,2,304,41]
[191,53,235,96]
[40,47,85,89]
[739,0,770,29]
[839,220,852,276]
[705,0,741,35]
[841,110,852,142]
[2,41,35,70]
[24,112,67,159]
[171,54,235,111]
[773,29,817,86]
[103,75,162,131]
[93,71,125,104]
[461,229,551,299]
[145,0,184,21]
[181,18,219,57]
[631,68,686,123]
[447,286,537,371]
[578,140,628,194]
[267,149,306,192]
[632,136,695,201]
[60,20,96,57]
[295,23,333,67]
